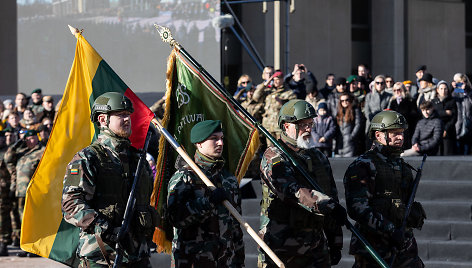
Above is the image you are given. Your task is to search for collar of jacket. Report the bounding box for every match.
[280,131,298,149]
[372,140,403,158]
[194,150,225,174]
[98,128,131,153]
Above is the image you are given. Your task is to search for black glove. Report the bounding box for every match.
[209,188,227,205]
[331,203,348,226]
[329,246,342,265]
[390,228,405,249]
[407,201,426,229]
[102,226,121,243]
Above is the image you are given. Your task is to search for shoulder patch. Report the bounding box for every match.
[64,163,82,187]
[271,156,283,166]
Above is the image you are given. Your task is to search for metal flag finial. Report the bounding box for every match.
[154,24,180,48]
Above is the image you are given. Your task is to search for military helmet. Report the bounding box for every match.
[90,92,134,122]
[368,110,408,138]
[278,99,317,129]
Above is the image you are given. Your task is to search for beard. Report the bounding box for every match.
[296,132,316,149]
[114,125,132,138]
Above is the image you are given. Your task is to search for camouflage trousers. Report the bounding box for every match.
[0,185,12,244]
[171,246,235,268]
[78,257,152,268]
[9,197,23,242]
[258,226,330,268]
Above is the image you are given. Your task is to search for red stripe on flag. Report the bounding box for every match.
[124,88,155,149]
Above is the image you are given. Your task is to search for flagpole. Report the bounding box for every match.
[154,24,390,268]
[151,118,285,268]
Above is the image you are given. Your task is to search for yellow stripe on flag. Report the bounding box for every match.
[21,34,101,258]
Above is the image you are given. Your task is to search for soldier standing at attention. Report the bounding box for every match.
[62,92,158,267]
[259,99,347,268]
[4,129,45,257]
[344,110,426,267]
[167,120,245,268]
[0,130,14,256]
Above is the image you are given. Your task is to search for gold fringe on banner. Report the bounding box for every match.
[151,48,176,254]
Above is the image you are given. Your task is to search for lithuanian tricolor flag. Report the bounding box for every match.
[20,29,154,266]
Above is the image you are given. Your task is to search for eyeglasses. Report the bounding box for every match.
[393,89,403,92]
[340,99,352,103]
[241,81,250,84]
[297,122,314,129]
[376,81,385,85]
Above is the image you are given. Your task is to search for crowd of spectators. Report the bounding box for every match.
[0,89,56,146]
[233,64,472,157]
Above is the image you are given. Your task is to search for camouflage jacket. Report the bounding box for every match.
[241,98,264,123]
[344,142,421,257]
[62,129,157,264]
[261,86,296,133]
[4,141,44,197]
[167,151,245,267]
[259,143,343,250]
[0,146,11,194]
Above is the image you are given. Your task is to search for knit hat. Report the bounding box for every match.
[3,99,12,107]
[419,73,433,84]
[190,120,223,144]
[317,102,328,112]
[334,77,346,86]
[416,65,427,72]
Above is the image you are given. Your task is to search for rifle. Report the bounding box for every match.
[389,154,427,266]
[113,131,152,268]
[154,24,390,268]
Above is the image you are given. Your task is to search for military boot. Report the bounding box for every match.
[12,237,20,247]
[0,243,8,256]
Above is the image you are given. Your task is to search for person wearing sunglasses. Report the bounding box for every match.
[364,75,392,137]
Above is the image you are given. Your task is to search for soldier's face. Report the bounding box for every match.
[196,131,224,159]
[31,93,42,103]
[285,118,314,140]
[375,129,404,147]
[105,111,132,138]
[25,135,39,148]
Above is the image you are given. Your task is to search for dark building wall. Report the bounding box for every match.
[407,0,465,82]
[241,0,351,86]
[238,0,466,87]
[0,0,17,95]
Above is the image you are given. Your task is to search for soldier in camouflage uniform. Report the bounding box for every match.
[261,71,296,144]
[167,120,245,268]
[62,92,158,267]
[344,110,426,268]
[259,100,347,268]
[4,129,45,257]
[0,130,15,255]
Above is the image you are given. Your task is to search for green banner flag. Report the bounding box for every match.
[151,49,260,253]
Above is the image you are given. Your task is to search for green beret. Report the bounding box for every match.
[191,120,223,143]
[23,129,38,138]
[32,88,42,94]
[347,75,358,83]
